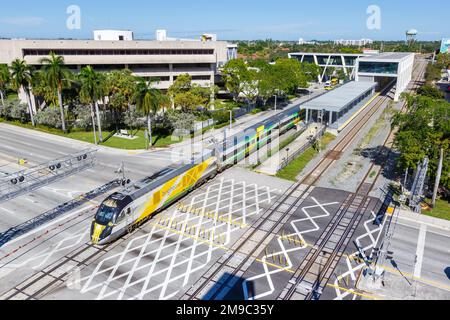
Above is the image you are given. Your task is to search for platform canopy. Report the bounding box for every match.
[302,81,377,113]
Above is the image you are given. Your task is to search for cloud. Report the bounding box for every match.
[0,16,45,27]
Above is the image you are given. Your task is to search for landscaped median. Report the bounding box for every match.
[276,133,336,181]
[422,198,450,221]
[0,118,237,150]
[0,119,177,150]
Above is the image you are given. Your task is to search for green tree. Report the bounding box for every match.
[274,58,309,94]
[169,74,211,111]
[134,80,169,148]
[393,94,450,207]
[168,74,192,96]
[0,64,10,108]
[9,59,35,126]
[222,59,252,102]
[106,70,137,131]
[79,66,103,144]
[168,74,193,109]
[31,70,57,108]
[173,90,208,112]
[417,85,445,99]
[40,52,72,132]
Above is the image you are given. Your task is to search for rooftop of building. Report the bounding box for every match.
[358,52,415,62]
[289,52,370,57]
[302,81,377,113]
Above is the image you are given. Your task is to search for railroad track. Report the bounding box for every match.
[0,215,148,300]
[183,58,427,301]
[280,58,428,301]
[183,80,398,300]
[1,59,427,301]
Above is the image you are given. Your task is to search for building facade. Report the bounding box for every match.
[0,32,238,108]
[334,39,374,46]
[356,52,415,101]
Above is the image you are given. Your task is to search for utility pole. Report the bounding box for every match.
[432,147,444,208]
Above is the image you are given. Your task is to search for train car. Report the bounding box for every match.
[91,156,218,244]
[90,104,304,244]
[219,110,302,167]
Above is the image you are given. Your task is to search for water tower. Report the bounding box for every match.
[406,29,418,45]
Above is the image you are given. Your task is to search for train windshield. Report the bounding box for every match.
[95,199,119,225]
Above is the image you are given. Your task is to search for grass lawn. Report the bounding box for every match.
[6,93,18,101]
[422,198,450,221]
[276,133,336,181]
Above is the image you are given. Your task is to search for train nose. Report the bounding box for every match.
[91,222,106,245]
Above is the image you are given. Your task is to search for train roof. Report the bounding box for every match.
[116,151,214,201]
[223,102,302,145]
[120,162,192,200]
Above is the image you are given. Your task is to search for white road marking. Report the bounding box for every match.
[243,197,340,300]
[333,211,387,301]
[78,179,278,300]
[413,224,427,279]
[1,205,94,249]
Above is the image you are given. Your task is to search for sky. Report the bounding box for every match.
[0,0,447,41]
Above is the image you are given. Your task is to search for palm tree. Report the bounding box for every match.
[9,59,35,126]
[79,66,103,145]
[134,80,168,148]
[40,52,71,133]
[0,64,10,108]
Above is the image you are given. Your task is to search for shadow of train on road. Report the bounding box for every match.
[201,273,254,301]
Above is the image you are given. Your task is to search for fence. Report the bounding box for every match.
[193,119,215,132]
[277,127,326,171]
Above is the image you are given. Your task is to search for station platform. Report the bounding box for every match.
[330,92,380,133]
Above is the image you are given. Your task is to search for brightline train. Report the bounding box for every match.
[91,106,305,244]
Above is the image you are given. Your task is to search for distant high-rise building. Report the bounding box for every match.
[334,39,373,46]
[298,38,317,45]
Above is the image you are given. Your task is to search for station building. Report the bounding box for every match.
[289,51,414,102]
[356,52,415,101]
[288,52,371,83]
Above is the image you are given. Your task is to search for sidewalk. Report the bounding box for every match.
[256,124,322,176]
[398,208,450,231]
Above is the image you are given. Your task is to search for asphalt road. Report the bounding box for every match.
[0,123,180,230]
[0,87,326,231]
[0,168,290,300]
